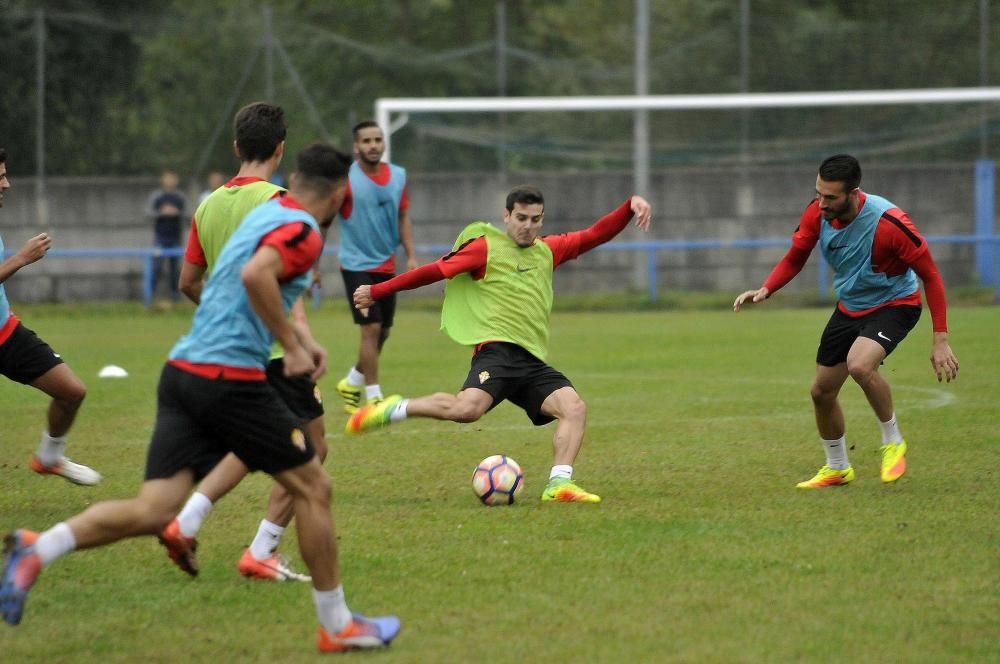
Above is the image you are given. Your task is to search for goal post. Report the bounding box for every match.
[376,87,1000,161]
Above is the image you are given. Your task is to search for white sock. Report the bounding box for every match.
[314,585,353,634]
[365,384,383,400]
[34,522,76,567]
[389,399,409,423]
[822,436,850,470]
[176,492,214,538]
[36,432,67,466]
[549,464,573,481]
[346,367,364,387]
[249,519,285,561]
[879,413,903,445]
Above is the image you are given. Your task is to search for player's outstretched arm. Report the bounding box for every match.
[0,233,51,284]
[733,286,770,312]
[930,331,959,383]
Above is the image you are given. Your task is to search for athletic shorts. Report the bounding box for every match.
[145,363,315,481]
[816,305,922,367]
[0,322,65,384]
[461,342,573,426]
[266,357,324,421]
[341,269,396,327]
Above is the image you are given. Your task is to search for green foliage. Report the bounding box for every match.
[0,304,997,661]
[0,1,997,176]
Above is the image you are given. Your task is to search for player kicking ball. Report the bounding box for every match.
[348,185,652,503]
[1,145,399,653]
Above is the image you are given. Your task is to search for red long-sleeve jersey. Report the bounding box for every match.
[369,199,635,300]
[762,194,948,332]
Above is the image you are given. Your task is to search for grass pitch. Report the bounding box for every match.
[1,301,997,662]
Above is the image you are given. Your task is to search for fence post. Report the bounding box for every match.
[143,253,153,309]
[974,159,996,294]
[646,247,657,302]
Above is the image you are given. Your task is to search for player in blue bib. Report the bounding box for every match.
[2,144,401,654]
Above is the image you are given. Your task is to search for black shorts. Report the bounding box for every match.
[341,269,396,327]
[0,322,65,384]
[816,305,922,367]
[461,342,573,426]
[266,358,324,421]
[145,364,315,481]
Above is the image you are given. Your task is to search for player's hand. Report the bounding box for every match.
[17,233,52,266]
[930,333,959,383]
[282,343,316,379]
[630,195,652,231]
[733,286,769,312]
[406,256,418,271]
[353,285,374,311]
[305,339,328,382]
[159,203,181,216]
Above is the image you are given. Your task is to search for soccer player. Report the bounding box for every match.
[1,144,401,653]
[349,185,652,503]
[162,102,322,582]
[0,147,100,486]
[733,154,959,488]
[333,121,416,413]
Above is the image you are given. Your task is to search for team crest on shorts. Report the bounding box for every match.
[313,385,322,404]
[290,428,307,451]
[478,370,490,384]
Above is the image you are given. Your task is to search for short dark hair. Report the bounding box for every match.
[352,120,380,140]
[818,154,861,192]
[505,185,545,212]
[294,143,352,196]
[0,147,6,164]
[234,102,287,162]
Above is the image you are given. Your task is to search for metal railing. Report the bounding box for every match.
[7,233,999,308]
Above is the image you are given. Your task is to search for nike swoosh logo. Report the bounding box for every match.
[828,244,850,251]
[516,265,535,272]
[877,331,891,342]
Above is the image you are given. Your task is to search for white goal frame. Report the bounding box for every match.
[375,87,1000,161]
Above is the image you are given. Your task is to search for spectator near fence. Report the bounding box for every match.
[146,169,188,302]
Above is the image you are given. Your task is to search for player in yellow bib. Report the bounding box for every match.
[348,185,651,502]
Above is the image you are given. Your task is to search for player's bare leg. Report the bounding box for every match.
[239,416,328,582]
[847,337,908,482]
[28,364,99,485]
[846,337,892,421]
[357,322,383,388]
[270,455,400,652]
[406,388,492,423]
[799,364,854,489]
[538,387,598,503]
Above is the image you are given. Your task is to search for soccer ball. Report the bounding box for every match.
[471,455,524,506]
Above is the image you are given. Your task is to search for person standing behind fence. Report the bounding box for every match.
[733,154,959,489]
[197,170,226,205]
[146,169,187,302]
[0,147,100,486]
[333,120,417,414]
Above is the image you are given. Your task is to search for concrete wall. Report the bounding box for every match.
[0,164,987,303]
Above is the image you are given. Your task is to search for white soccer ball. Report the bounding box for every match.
[471,455,524,506]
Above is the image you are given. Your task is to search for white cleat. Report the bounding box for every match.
[30,455,102,486]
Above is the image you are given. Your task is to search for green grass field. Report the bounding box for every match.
[1,302,998,662]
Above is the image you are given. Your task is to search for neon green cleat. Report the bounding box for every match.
[880,440,907,483]
[541,478,601,503]
[336,378,363,414]
[796,465,855,489]
[345,395,402,435]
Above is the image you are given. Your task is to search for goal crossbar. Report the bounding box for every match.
[376,87,1000,160]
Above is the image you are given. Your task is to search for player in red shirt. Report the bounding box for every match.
[734,155,959,488]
